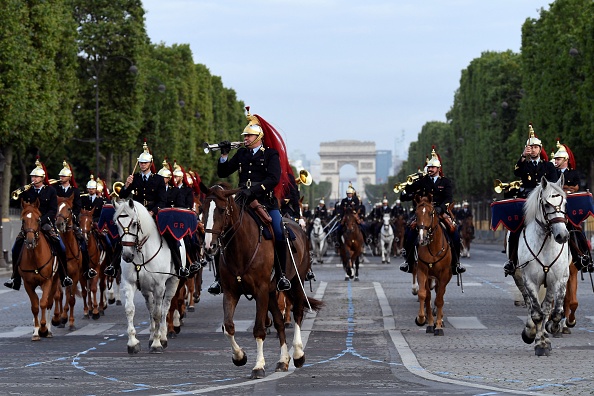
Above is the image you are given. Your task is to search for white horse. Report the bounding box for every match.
[380,213,394,263]
[113,199,182,354]
[514,176,570,356]
[310,217,327,264]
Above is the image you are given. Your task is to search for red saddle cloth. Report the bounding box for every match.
[490,198,526,232]
[156,208,198,241]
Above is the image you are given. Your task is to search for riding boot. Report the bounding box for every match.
[53,240,73,287]
[399,233,416,273]
[4,238,24,290]
[504,230,520,277]
[184,235,201,275]
[104,243,121,278]
[165,235,188,278]
[207,252,222,295]
[78,236,97,279]
[451,240,466,275]
[275,240,291,291]
[334,229,343,249]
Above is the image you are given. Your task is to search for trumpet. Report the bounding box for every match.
[295,169,312,186]
[11,179,58,200]
[202,141,243,154]
[493,179,522,194]
[393,171,426,193]
[110,181,125,199]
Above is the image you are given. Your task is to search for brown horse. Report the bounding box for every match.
[339,210,364,281]
[18,201,60,341]
[78,208,106,319]
[201,183,322,379]
[413,195,452,336]
[392,214,406,258]
[460,215,475,258]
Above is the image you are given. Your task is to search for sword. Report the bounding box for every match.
[284,224,312,312]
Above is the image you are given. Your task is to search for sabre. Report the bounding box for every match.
[284,225,312,312]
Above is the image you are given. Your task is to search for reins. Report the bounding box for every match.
[415,203,448,268]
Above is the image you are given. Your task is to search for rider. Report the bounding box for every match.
[399,147,466,276]
[391,199,406,218]
[553,139,593,272]
[314,198,329,222]
[4,158,73,290]
[503,124,558,276]
[81,175,105,223]
[55,160,96,279]
[334,183,372,248]
[373,197,393,241]
[209,106,293,294]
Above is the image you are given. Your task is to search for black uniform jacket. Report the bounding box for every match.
[514,157,558,198]
[218,146,281,210]
[338,196,360,216]
[55,185,82,217]
[456,207,473,222]
[557,168,580,190]
[21,184,57,226]
[400,175,453,214]
[118,172,166,214]
[165,185,194,209]
[314,206,328,221]
[81,195,105,222]
[391,205,406,218]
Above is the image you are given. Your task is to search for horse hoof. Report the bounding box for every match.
[552,332,563,339]
[434,328,444,336]
[514,300,524,306]
[294,355,305,368]
[32,335,41,341]
[534,346,551,356]
[51,318,61,327]
[426,325,434,334]
[127,344,141,354]
[168,331,176,339]
[250,368,266,379]
[188,306,195,312]
[108,298,115,305]
[60,317,68,325]
[275,362,289,372]
[566,319,576,328]
[193,296,200,304]
[344,276,349,281]
[92,313,100,320]
[69,325,77,331]
[149,346,164,354]
[233,351,248,367]
[521,330,535,344]
[562,327,571,335]
[284,322,293,329]
[83,313,90,319]
[116,300,122,306]
[174,326,181,334]
[39,328,49,338]
[415,317,426,326]
[57,323,66,329]
[162,340,168,349]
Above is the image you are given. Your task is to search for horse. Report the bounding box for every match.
[392,213,406,258]
[380,213,394,263]
[561,262,579,334]
[55,196,83,330]
[339,209,364,281]
[78,208,107,319]
[18,201,60,341]
[515,176,570,356]
[310,217,327,264]
[460,215,475,258]
[201,183,323,379]
[413,195,453,336]
[113,198,182,354]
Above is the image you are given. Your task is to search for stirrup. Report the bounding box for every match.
[208,280,222,295]
[277,276,291,292]
[399,262,412,273]
[62,276,73,287]
[503,260,515,277]
[189,261,201,274]
[452,264,466,275]
[87,268,98,279]
[305,270,316,281]
[104,265,117,278]
[178,267,190,279]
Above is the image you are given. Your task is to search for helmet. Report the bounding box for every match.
[426,147,441,167]
[137,140,153,163]
[58,160,72,177]
[30,158,46,177]
[172,161,184,177]
[395,199,401,204]
[86,174,98,189]
[463,200,469,206]
[319,199,325,205]
[553,141,569,160]
[241,106,264,146]
[96,177,104,193]
[525,124,542,147]
[382,198,388,204]
[346,182,355,195]
[158,159,172,178]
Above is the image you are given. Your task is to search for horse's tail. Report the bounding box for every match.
[303,296,324,313]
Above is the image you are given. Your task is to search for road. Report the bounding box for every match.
[1,243,594,395]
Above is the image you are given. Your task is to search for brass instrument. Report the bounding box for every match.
[110,181,125,199]
[295,169,312,186]
[393,172,426,194]
[11,179,58,200]
[493,179,522,194]
[202,141,243,154]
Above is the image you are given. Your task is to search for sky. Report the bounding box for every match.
[141,0,551,166]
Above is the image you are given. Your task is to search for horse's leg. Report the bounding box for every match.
[411,263,419,297]
[250,292,275,379]
[534,287,555,356]
[67,283,77,331]
[433,279,448,336]
[562,263,578,333]
[222,293,247,367]
[425,279,435,333]
[51,285,62,327]
[24,282,42,341]
[546,271,569,339]
[81,277,90,319]
[186,274,195,312]
[415,268,428,326]
[122,278,141,354]
[354,255,360,280]
[153,277,180,352]
[38,281,53,338]
[89,276,100,320]
[511,269,530,307]
[521,279,543,347]
[269,291,291,373]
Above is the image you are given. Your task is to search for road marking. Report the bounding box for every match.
[215,320,253,333]
[67,323,115,336]
[0,326,32,338]
[447,316,487,329]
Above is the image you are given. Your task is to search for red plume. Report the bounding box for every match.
[256,114,291,201]
[540,148,549,162]
[67,162,78,189]
[37,156,50,186]
[564,144,576,170]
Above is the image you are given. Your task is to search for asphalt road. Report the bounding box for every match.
[1,243,594,396]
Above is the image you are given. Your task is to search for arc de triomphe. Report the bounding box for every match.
[319,140,376,202]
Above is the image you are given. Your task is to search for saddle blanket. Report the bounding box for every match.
[490,198,525,232]
[98,204,119,239]
[156,208,198,241]
[566,192,594,227]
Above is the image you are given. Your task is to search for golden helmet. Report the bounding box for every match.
[158,159,172,178]
[241,106,264,145]
[58,160,72,177]
[395,199,401,204]
[172,161,184,177]
[346,182,355,195]
[96,177,104,193]
[319,198,325,205]
[86,174,98,189]
[525,124,542,147]
[382,198,389,205]
[426,148,441,167]
[137,140,153,163]
[463,200,469,206]
[30,158,46,177]
[553,140,569,159]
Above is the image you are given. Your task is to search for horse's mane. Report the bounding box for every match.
[523,179,565,223]
[114,199,155,231]
[22,202,41,218]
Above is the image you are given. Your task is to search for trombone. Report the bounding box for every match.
[393,171,426,193]
[493,179,522,194]
[11,179,58,200]
[295,169,312,186]
[202,141,243,154]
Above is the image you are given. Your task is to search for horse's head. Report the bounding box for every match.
[414,195,437,246]
[526,176,569,244]
[56,196,74,234]
[114,198,151,262]
[21,201,41,250]
[382,213,391,227]
[78,208,95,242]
[341,210,357,231]
[201,183,239,255]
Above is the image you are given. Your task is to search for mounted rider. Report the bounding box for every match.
[399,147,466,276]
[314,198,329,223]
[4,158,73,290]
[503,124,559,276]
[208,106,293,294]
[334,182,372,248]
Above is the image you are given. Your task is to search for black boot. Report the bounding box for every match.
[80,243,97,279]
[208,253,222,295]
[305,268,316,281]
[166,236,188,278]
[104,243,121,277]
[4,239,23,290]
[275,240,291,291]
[452,241,466,275]
[504,230,520,277]
[503,260,516,277]
[400,233,416,273]
[56,246,73,288]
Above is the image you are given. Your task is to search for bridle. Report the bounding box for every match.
[21,209,41,250]
[55,202,73,232]
[415,201,448,266]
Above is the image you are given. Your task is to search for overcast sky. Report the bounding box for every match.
[141,0,551,164]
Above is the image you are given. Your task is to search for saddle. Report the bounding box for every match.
[250,199,272,224]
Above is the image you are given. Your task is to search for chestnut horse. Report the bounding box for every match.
[78,208,106,319]
[392,214,406,258]
[413,195,452,336]
[339,209,364,281]
[55,196,83,330]
[460,215,475,258]
[201,183,322,379]
[18,201,60,341]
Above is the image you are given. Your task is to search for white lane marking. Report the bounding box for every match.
[447,317,487,329]
[67,323,116,336]
[0,326,33,338]
[215,320,253,333]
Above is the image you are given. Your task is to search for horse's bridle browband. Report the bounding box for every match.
[415,203,448,267]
